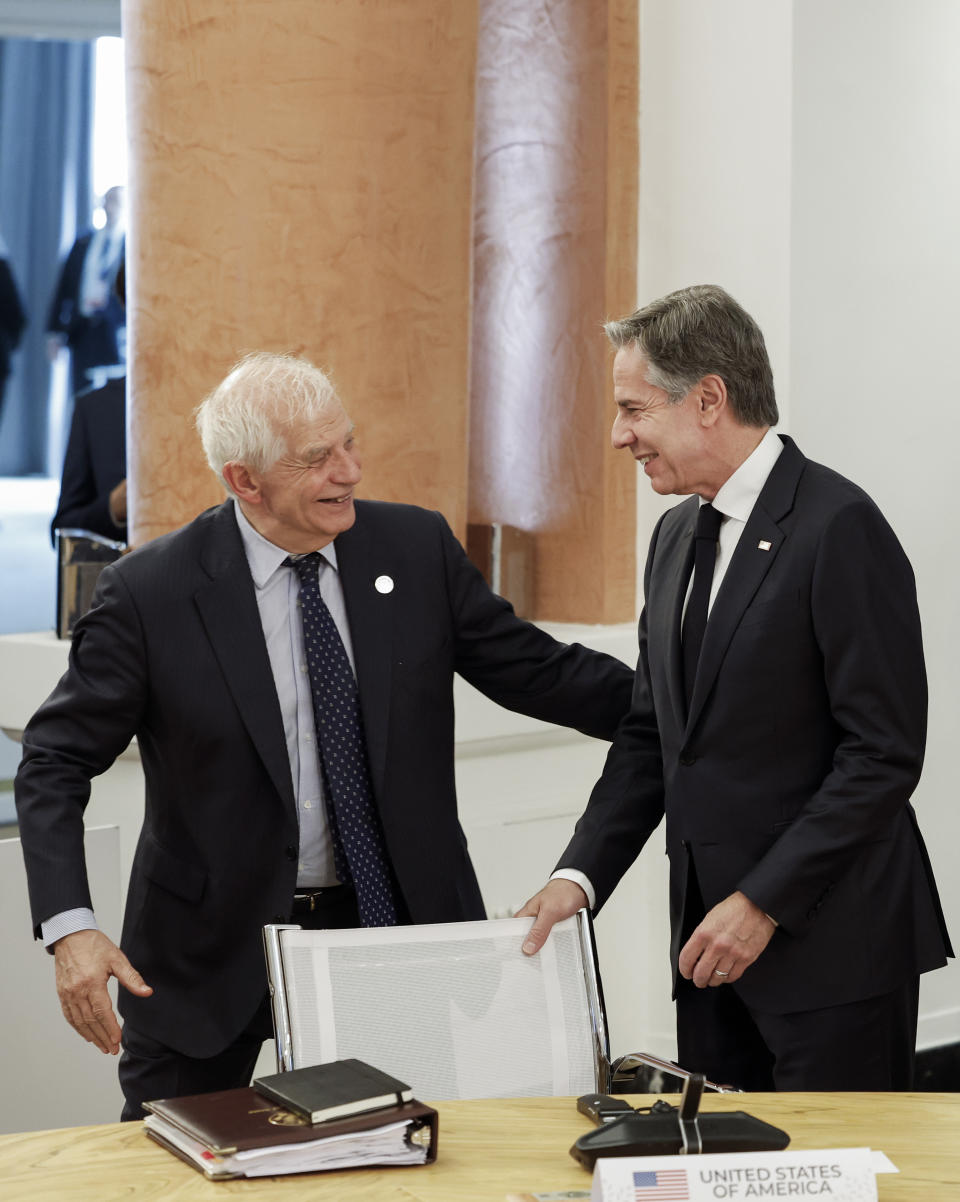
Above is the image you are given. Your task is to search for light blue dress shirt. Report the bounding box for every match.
[234,499,354,888]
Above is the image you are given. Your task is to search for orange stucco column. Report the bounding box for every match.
[123,0,477,545]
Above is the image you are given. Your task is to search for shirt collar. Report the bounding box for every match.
[707,428,784,523]
[232,498,339,590]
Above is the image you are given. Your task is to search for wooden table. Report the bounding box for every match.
[1,1093,957,1201]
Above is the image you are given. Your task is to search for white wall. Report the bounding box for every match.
[636,0,794,594]
[634,0,959,1046]
[790,0,960,1045]
[636,0,793,408]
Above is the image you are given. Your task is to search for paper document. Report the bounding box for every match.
[145,1112,428,1178]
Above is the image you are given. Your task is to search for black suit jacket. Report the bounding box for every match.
[0,254,26,422]
[559,436,951,1014]
[51,376,126,544]
[16,499,633,1056]
[0,255,26,385]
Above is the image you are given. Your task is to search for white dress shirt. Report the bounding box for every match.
[554,428,784,908]
[695,427,784,615]
[79,225,124,316]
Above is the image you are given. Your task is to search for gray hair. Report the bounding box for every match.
[196,352,341,492]
[604,284,778,427]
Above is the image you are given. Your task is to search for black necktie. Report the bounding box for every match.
[682,503,722,702]
[287,553,398,927]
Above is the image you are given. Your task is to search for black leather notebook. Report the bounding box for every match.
[254,1058,414,1124]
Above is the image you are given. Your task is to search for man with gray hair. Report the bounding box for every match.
[15,351,634,1118]
[519,285,951,1089]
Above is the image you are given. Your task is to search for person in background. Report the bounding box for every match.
[519,283,951,1091]
[51,263,127,544]
[16,350,635,1120]
[0,229,27,425]
[47,186,126,397]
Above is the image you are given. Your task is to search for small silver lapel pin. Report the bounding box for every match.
[374,574,394,594]
[758,540,772,552]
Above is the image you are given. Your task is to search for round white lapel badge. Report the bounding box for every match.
[374,575,394,594]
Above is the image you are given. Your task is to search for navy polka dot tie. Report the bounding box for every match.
[287,553,398,927]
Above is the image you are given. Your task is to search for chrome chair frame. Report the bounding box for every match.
[262,909,737,1094]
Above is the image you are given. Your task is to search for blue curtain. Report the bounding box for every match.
[0,38,94,475]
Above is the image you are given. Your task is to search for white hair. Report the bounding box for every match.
[196,352,341,494]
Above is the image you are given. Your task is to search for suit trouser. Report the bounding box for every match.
[118,884,362,1121]
[674,861,920,1091]
[675,971,919,1091]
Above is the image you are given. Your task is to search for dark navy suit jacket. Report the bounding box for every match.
[51,376,126,544]
[558,436,951,1015]
[47,231,125,394]
[0,254,26,416]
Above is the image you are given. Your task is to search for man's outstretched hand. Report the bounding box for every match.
[516,878,589,955]
[53,929,153,1054]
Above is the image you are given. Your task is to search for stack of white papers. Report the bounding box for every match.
[145,1112,428,1179]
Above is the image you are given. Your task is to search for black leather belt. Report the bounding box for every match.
[291,885,351,915]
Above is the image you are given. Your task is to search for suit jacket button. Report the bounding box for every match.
[679,752,697,766]
[284,845,297,861]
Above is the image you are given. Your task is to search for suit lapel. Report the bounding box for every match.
[193,503,295,810]
[685,437,805,732]
[334,505,395,803]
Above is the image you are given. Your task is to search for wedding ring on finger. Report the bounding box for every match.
[713,969,730,977]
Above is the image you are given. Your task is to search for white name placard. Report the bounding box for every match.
[591,1147,888,1202]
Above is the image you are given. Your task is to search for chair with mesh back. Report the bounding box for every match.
[262,911,733,1100]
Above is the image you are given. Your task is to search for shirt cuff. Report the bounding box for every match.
[42,908,99,950]
[550,868,596,910]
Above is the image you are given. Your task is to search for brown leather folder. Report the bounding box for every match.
[144,1086,437,1178]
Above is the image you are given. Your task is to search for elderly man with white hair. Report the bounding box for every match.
[16,351,633,1120]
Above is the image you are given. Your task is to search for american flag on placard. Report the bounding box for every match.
[632,1168,690,1200]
